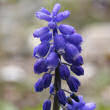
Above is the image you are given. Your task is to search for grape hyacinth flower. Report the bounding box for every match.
[33,3,96,110]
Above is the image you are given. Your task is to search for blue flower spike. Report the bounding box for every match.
[33,3,96,110]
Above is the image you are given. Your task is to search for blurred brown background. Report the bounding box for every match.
[0,0,110,110]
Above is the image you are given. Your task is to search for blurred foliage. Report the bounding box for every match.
[94,71,110,91]
[97,104,110,110]
[44,0,61,10]
[23,104,42,110]
[43,0,110,29]
[0,100,18,110]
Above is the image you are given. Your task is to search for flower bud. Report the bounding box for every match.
[59,24,75,35]
[33,42,50,58]
[59,64,70,80]
[40,32,52,42]
[40,8,50,15]
[56,10,70,22]
[42,73,52,88]
[67,76,80,92]
[54,34,65,54]
[34,58,47,74]
[36,12,51,21]
[34,78,44,92]
[72,56,84,66]
[52,3,61,16]
[33,27,49,38]
[65,43,79,61]
[70,65,84,76]
[57,89,67,105]
[46,52,59,69]
[43,99,51,110]
[65,33,83,46]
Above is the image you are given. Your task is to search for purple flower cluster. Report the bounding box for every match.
[65,95,96,110]
[33,3,96,110]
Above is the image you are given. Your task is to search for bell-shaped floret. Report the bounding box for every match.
[59,64,70,80]
[40,8,50,15]
[40,32,52,42]
[71,96,85,109]
[33,27,49,38]
[82,103,96,110]
[67,75,80,92]
[57,89,67,105]
[49,83,54,94]
[70,65,84,76]
[56,10,70,22]
[34,58,47,74]
[52,3,61,16]
[36,12,51,21]
[64,43,79,61]
[42,73,52,88]
[34,78,44,92]
[46,52,59,69]
[63,54,82,64]
[72,55,84,66]
[54,34,66,54]
[43,99,51,110]
[59,24,75,35]
[33,42,50,58]
[65,33,83,46]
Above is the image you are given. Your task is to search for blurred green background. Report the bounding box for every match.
[0,0,110,110]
